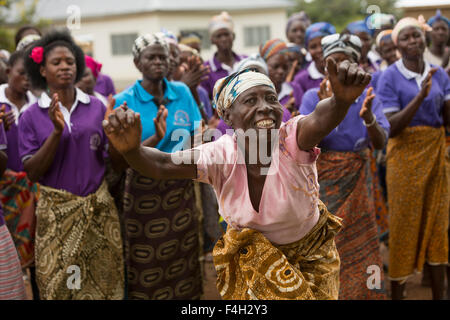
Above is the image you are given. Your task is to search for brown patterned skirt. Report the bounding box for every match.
[212,201,342,300]
[35,181,125,300]
[123,169,203,300]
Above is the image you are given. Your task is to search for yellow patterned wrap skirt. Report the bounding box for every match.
[212,201,342,300]
[387,126,449,281]
[35,181,125,300]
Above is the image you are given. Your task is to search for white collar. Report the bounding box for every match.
[38,88,90,133]
[38,87,90,109]
[395,59,431,88]
[0,83,37,124]
[307,61,325,80]
[278,82,293,101]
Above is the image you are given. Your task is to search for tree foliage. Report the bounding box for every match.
[289,0,402,32]
[0,0,51,52]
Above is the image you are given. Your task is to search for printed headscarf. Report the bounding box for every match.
[392,16,432,45]
[375,29,393,48]
[259,39,288,61]
[322,33,362,62]
[84,55,102,79]
[213,69,275,118]
[233,53,268,75]
[305,22,336,47]
[16,34,41,51]
[132,33,169,59]
[427,9,450,28]
[160,28,178,45]
[209,11,234,36]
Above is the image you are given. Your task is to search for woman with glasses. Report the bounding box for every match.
[300,33,390,300]
[377,17,450,300]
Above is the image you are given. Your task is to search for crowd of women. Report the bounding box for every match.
[0,7,449,300]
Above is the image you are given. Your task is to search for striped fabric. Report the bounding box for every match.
[0,224,26,300]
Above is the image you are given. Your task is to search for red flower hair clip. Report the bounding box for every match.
[30,46,44,64]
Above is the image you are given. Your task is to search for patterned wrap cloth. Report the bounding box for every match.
[132,33,169,59]
[213,200,342,300]
[0,170,39,268]
[123,169,203,300]
[0,224,27,299]
[316,148,387,300]
[34,180,124,300]
[387,126,449,281]
[212,70,275,118]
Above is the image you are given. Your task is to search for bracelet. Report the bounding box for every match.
[363,113,377,127]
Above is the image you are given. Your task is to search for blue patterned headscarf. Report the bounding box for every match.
[346,20,373,36]
[305,22,336,47]
[212,69,275,118]
[427,9,450,28]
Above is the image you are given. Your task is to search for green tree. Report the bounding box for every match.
[0,0,51,52]
[289,0,402,32]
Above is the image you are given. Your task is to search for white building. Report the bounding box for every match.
[16,0,294,90]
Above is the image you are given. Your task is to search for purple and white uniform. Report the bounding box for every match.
[300,87,390,151]
[0,84,36,172]
[377,60,450,127]
[201,52,246,99]
[94,73,116,98]
[19,88,108,196]
[293,61,325,96]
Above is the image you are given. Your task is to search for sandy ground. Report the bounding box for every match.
[23,244,444,300]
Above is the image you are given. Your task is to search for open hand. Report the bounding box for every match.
[359,87,376,123]
[317,78,332,101]
[154,105,168,140]
[48,94,65,134]
[326,57,371,106]
[419,68,438,99]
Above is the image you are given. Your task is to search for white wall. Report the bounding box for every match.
[63,8,288,91]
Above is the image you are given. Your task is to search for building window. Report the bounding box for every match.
[179,29,211,50]
[111,33,138,56]
[244,26,271,47]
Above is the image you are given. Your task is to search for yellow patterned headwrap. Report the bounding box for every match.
[212,69,275,118]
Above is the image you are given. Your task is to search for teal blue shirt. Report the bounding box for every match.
[114,79,202,153]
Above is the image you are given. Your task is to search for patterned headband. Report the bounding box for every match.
[212,69,275,118]
[132,33,169,59]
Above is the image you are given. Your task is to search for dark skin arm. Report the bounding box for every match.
[103,106,197,180]
[103,57,373,180]
[297,57,372,150]
[23,94,65,182]
[386,68,437,138]
[106,97,168,173]
[359,87,387,150]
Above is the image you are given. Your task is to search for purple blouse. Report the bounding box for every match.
[0,84,36,172]
[377,60,450,128]
[19,88,108,197]
[201,52,246,99]
[293,61,325,97]
[300,87,390,152]
[94,73,116,98]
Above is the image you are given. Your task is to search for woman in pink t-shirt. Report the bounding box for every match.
[103,58,372,300]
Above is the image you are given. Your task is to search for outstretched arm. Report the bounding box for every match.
[297,57,372,151]
[103,106,197,180]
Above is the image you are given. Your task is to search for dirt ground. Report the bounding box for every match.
[23,244,444,300]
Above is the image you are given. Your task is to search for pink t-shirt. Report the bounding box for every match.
[194,115,321,245]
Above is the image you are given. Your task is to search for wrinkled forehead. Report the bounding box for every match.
[140,44,169,56]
